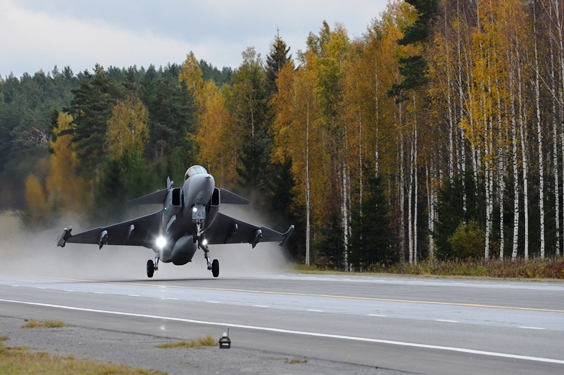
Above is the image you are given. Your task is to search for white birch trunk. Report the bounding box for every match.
[517,58,530,260]
[510,64,520,261]
[498,139,505,260]
[483,88,493,260]
[399,105,405,262]
[497,80,505,260]
[305,102,311,266]
[359,116,363,211]
[549,14,561,257]
[444,3,454,181]
[342,162,349,270]
[456,0,467,212]
[556,0,564,256]
[408,135,413,264]
[412,106,418,264]
[534,9,546,259]
[426,162,435,259]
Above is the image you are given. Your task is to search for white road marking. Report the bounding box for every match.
[11,285,19,287]
[253,305,269,308]
[65,290,74,292]
[306,309,324,312]
[519,326,545,330]
[128,294,140,297]
[207,301,220,304]
[436,319,458,323]
[1,298,564,365]
[165,298,179,301]
[368,314,387,317]
[94,292,105,295]
[36,287,46,290]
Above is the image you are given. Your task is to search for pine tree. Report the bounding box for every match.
[66,65,123,175]
[349,175,397,269]
[266,30,292,96]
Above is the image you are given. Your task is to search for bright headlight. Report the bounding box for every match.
[156,236,167,249]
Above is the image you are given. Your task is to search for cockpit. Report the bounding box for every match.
[185,165,208,180]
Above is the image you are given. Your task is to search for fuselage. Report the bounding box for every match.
[157,166,218,265]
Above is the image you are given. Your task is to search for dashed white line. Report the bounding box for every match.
[368,314,387,317]
[207,301,220,304]
[436,319,458,323]
[94,292,105,295]
[10,285,19,287]
[128,294,140,297]
[519,326,545,330]
[64,290,74,292]
[165,298,179,301]
[307,309,324,312]
[253,305,269,308]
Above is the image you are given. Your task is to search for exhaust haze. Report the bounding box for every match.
[1,207,292,281]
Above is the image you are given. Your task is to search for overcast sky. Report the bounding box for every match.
[0,0,390,78]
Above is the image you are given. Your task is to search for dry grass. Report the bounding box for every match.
[285,358,308,364]
[22,319,69,329]
[156,336,217,349]
[0,340,167,375]
[296,258,564,279]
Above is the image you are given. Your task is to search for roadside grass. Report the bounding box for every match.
[295,257,564,279]
[285,358,308,364]
[156,336,216,349]
[0,339,167,375]
[22,319,69,329]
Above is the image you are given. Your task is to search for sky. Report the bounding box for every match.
[0,0,390,78]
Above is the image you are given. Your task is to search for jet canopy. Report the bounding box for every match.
[185,165,208,180]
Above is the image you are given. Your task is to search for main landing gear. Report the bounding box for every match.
[197,235,219,278]
[211,259,219,278]
[147,256,159,278]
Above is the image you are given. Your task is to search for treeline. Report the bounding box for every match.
[1,0,563,270]
[0,62,231,219]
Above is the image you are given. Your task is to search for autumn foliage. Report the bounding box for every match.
[9,0,564,272]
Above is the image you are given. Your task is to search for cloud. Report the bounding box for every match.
[0,0,389,77]
[0,0,199,76]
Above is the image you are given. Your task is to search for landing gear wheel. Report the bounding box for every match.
[211,259,219,278]
[147,259,155,278]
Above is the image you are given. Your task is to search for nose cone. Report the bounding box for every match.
[188,173,215,205]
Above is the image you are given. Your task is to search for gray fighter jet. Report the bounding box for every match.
[57,165,294,278]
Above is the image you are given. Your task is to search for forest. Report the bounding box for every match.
[1,0,563,271]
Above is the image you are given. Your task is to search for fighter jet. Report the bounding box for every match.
[57,165,294,278]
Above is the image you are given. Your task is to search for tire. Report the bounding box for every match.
[147,259,154,278]
[212,259,219,278]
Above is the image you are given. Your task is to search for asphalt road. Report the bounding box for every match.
[1,272,564,374]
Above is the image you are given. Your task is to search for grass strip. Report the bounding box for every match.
[22,319,69,329]
[156,336,217,349]
[0,340,166,375]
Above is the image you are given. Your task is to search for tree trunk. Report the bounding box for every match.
[510,63,520,261]
[534,6,546,259]
[517,57,529,260]
[305,102,311,266]
[549,13,561,257]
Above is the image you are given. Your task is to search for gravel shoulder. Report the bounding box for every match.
[0,316,404,375]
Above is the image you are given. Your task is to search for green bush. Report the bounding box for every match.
[448,221,485,260]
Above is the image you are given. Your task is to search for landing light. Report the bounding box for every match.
[202,239,208,246]
[192,207,198,213]
[156,236,167,249]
